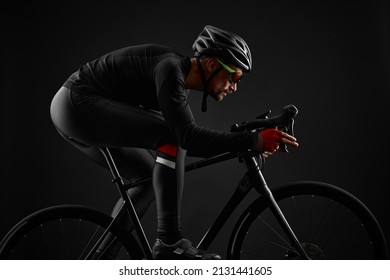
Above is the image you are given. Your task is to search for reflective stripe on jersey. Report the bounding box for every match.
[156,156,176,169]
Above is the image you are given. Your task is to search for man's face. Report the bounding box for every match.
[207,60,243,102]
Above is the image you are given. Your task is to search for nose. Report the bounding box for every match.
[229,83,237,93]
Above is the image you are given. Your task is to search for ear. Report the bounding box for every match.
[205,58,218,72]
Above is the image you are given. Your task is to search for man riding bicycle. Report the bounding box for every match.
[50,25,298,260]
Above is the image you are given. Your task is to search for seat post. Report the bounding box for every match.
[98,147,153,259]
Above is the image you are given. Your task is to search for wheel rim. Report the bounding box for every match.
[230,182,387,260]
[0,205,144,260]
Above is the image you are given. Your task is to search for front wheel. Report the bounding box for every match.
[228,181,388,259]
[0,205,145,260]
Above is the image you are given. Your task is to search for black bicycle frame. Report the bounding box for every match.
[98,148,309,260]
[98,147,153,259]
[193,152,310,259]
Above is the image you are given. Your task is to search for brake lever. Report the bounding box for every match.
[278,118,295,153]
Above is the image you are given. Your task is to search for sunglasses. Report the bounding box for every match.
[216,58,243,84]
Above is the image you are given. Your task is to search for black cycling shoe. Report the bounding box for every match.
[152,238,221,260]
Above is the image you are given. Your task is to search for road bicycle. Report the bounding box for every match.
[0,104,388,260]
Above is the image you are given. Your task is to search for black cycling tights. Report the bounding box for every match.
[50,87,186,244]
[154,144,186,243]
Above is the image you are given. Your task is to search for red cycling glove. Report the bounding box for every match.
[260,128,284,153]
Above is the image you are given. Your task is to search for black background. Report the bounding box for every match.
[1,0,389,256]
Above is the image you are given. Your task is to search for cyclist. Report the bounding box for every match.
[50,25,299,260]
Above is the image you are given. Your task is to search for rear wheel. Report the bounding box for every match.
[0,205,144,260]
[228,181,388,259]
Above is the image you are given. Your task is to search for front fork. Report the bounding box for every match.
[244,156,311,260]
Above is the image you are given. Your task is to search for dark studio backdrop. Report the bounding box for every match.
[1,0,389,257]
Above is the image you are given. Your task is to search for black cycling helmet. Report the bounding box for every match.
[193,25,253,112]
[192,25,252,72]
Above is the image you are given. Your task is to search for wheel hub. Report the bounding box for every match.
[286,243,326,260]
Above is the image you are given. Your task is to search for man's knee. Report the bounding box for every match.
[156,144,178,169]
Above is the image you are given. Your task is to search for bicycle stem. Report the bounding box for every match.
[244,156,311,260]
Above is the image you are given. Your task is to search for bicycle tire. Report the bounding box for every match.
[0,205,145,260]
[227,181,388,260]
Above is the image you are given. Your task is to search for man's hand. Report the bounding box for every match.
[258,128,299,154]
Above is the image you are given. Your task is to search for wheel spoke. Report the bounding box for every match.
[75,219,81,259]
[60,219,70,259]
[79,224,101,259]
[308,198,332,243]
[233,183,386,260]
[256,215,292,250]
[246,231,294,252]
[40,224,55,259]
[321,204,349,251]
[0,206,143,260]
[22,234,49,259]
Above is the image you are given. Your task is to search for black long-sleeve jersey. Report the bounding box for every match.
[63,44,257,157]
